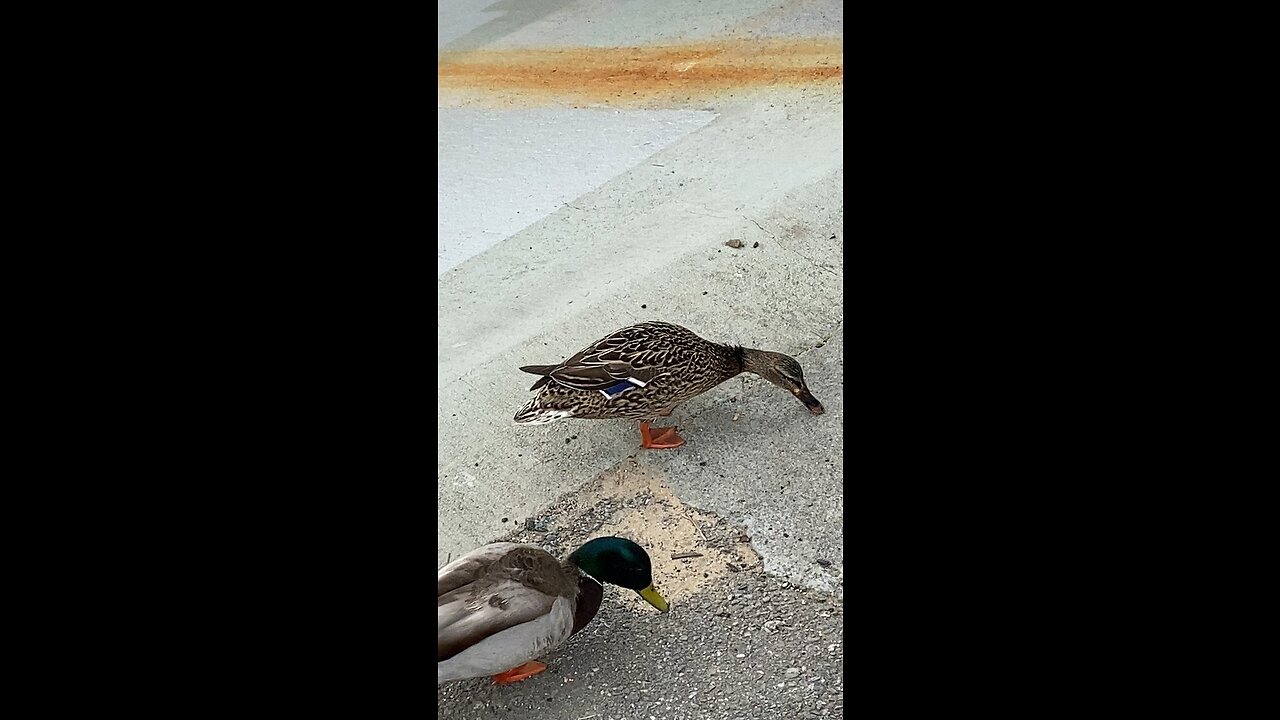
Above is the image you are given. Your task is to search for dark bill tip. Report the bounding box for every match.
[797,388,825,415]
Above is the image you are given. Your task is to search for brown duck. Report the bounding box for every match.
[514,321,824,448]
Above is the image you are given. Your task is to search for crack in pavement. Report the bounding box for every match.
[796,319,844,359]
[744,214,840,278]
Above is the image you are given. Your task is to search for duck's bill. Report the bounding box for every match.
[797,388,825,415]
[638,584,669,612]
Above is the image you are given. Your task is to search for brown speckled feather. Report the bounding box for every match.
[516,322,744,422]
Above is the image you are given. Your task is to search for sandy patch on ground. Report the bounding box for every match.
[496,455,759,608]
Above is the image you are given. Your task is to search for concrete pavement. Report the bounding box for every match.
[438,96,844,574]
[439,1,843,716]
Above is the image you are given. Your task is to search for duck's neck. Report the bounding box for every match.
[737,346,771,375]
[570,573,603,635]
[561,558,604,635]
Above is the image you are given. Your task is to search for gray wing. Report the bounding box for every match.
[437,544,574,663]
[438,596,575,684]
[438,542,523,596]
[438,577,561,662]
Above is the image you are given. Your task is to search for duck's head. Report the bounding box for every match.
[742,349,825,415]
[569,536,669,612]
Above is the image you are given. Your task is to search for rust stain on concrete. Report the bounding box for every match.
[438,38,842,106]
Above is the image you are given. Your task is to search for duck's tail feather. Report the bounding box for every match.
[514,398,573,425]
[520,365,557,391]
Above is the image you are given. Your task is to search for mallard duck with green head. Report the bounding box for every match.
[438,536,669,685]
[514,321,824,448]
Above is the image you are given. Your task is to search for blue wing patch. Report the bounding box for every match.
[599,378,645,400]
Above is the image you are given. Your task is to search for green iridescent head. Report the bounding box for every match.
[568,536,669,612]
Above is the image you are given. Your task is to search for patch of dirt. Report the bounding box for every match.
[500,456,759,608]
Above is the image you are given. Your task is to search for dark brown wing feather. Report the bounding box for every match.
[520,364,558,376]
[520,365,559,391]
[521,323,706,393]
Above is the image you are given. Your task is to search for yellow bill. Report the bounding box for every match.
[638,584,669,612]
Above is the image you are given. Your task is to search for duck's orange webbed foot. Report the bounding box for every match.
[640,421,686,449]
[493,660,547,685]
